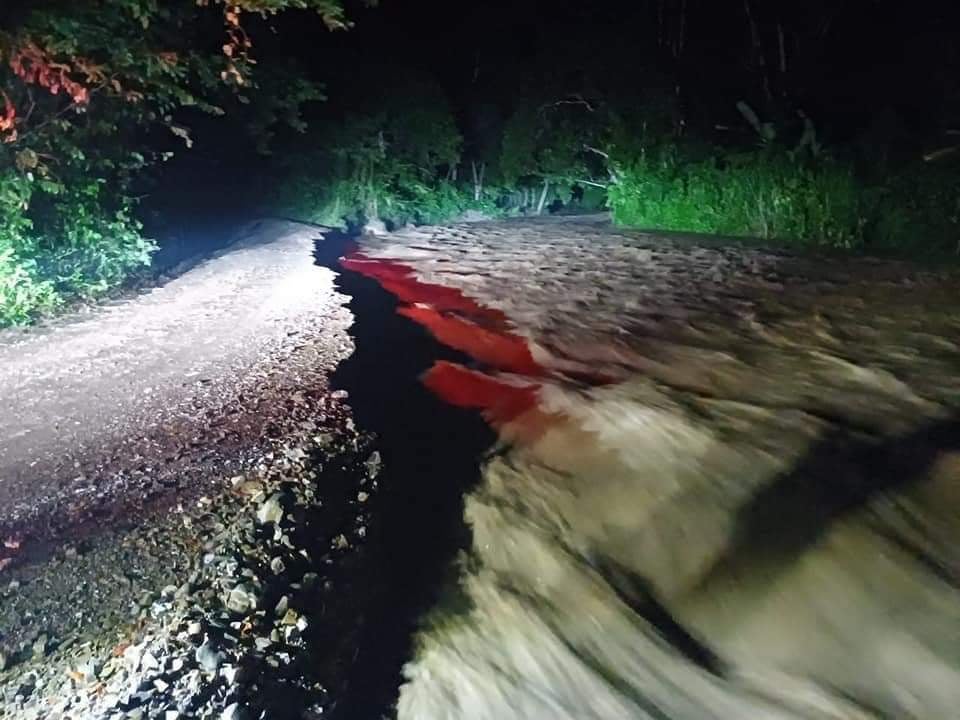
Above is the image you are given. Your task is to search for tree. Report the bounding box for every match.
[0,0,352,324]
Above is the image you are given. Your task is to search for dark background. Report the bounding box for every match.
[146,0,960,255]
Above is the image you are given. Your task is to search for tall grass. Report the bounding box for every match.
[608,149,867,247]
[608,148,960,255]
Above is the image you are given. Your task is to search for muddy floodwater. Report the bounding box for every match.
[343,216,960,719]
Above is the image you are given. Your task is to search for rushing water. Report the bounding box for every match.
[331,218,960,719]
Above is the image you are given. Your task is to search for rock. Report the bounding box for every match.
[274,595,289,618]
[141,650,161,672]
[17,673,36,698]
[255,494,284,526]
[195,640,223,674]
[186,621,203,637]
[221,664,241,687]
[458,209,493,222]
[75,658,99,683]
[365,451,382,478]
[32,633,49,658]
[123,643,145,671]
[270,557,285,575]
[225,583,258,615]
[280,609,299,626]
[235,480,264,497]
[222,702,247,720]
[362,218,388,236]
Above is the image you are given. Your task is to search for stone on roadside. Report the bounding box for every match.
[255,494,284,526]
[195,640,223,674]
[32,634,49,658]
[123,643,145,671]
[141,650,160,672]
[225,583,258,615]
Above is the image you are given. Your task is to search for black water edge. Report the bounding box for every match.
[313,230,497,719]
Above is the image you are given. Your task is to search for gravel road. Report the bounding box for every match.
[0,219,351,555]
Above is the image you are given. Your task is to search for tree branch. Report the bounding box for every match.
[539,94,596,113]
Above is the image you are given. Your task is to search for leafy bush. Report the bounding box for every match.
[32,185,155,298]
[0,167,155,325]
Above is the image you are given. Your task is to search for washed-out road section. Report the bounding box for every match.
[351,215,960,719]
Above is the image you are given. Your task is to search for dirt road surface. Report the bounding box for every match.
[0,220,351,557]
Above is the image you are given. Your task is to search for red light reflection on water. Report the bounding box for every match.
[341,252,546,430]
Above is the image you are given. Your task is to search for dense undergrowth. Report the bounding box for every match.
[0,171,155,326]
[270,98,959,259]
[268,63,958,255]
[608,147,959,254]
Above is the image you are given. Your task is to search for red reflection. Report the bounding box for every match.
[424,361,539,424]
[341,255,510,330]
[397,306,542,376]
[341,251,556,442]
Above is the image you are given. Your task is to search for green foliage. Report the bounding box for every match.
[0,163,155,324]
[268,71,506,229]
[0,0,346,325]
[608,149,867,247]
[607,140,959,256]
[863,164,959,255]
[499,96,606,196]
[0,173,58,325]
